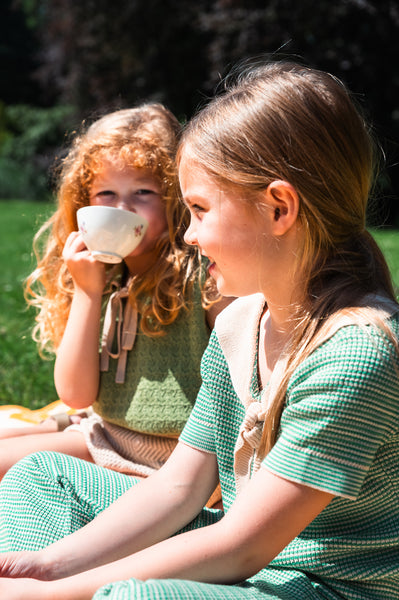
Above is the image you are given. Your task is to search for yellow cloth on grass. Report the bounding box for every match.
[0,400,75,428]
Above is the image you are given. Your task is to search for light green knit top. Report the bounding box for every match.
[94,281,210,436]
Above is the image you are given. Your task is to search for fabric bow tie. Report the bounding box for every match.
[100,285,138,384]
[234,399,267,496]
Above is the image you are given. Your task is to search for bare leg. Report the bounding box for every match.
[0,413,86,440]
[0,429,93,480]
[0,420,59,439]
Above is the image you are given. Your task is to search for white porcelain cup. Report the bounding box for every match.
[77,206,148,263]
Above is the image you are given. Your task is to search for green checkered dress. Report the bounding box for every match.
[0,308,398,599]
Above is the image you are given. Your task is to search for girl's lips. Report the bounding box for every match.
[202,254,216,276]
[207,261,216,276]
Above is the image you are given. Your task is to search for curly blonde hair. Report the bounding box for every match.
[26,103,211,355]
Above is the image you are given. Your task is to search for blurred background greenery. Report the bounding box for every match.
[0,0,398,407]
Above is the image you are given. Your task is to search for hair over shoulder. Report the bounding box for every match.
[178,58,399,455]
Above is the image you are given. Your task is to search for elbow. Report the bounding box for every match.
[59,397,95,410]
[234,554,268,583]
[213,523,272,584]
[55,384,97,409]
[224,548,268,584]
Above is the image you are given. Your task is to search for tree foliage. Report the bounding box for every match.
[2,0,399,221]
[0,0,41,105]
[0,103,75,199]
[17,0,213,119]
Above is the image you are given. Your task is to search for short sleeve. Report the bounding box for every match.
[179,331,221,454]
[263,319,399,499]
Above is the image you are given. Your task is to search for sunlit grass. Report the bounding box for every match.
[0,200,56,407]
[371,228,399,298]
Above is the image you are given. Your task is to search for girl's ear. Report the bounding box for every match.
[263,180,299,235]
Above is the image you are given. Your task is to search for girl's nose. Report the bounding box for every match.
[117,196,135,212]
[184,221,197,246]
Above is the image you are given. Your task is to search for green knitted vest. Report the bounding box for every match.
[94,284,210,436]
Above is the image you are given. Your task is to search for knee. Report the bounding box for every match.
[1,450,65,491]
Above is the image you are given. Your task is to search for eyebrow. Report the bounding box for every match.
[180,194,194,208]
[133,177,159,186]
[91,178,160,189]
[182,193,206,204]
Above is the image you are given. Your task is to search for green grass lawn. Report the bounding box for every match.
[371,228,399,296]
[0,200,57,408]
[0,200,398,410]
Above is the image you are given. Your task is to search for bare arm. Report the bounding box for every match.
[53,232,106,408]
[17,443,218,579]
[0,442,218,598]
[56,467,333,595]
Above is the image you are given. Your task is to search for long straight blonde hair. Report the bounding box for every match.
[178,60,399,457]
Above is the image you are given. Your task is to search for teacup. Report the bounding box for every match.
[77,205,148,264]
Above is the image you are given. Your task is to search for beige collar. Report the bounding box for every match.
[215,293,399,495]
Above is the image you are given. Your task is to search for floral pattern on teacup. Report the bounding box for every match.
[134,224,145,237]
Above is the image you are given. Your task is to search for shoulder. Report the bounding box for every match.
[294,312,399,379]
[264,315,399,499]
[286,314,399,418]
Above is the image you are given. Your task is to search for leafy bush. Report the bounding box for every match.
[0,103,76,200]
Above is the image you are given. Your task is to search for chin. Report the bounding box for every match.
[216,281,238,298]
[214,272,250,297]
[218,281,259,298]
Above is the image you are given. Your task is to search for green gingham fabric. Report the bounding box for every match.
[0,452,138,551]
[0,315,398,599]
[179,315,399,600]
